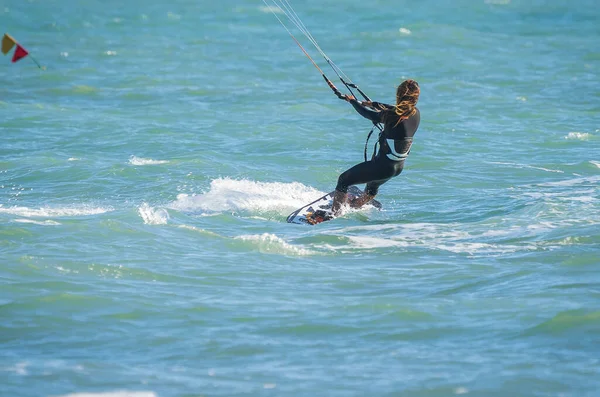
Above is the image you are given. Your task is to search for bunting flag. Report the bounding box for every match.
[2,33,43,69]
[12,44,29,63]
[1,33,16,55]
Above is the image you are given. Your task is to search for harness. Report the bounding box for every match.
[364,128,412,162]
[363,124,379,161]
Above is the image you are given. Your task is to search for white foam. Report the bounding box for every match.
[0,205,112,218]
[488,161,563,173]
[236,233,314,256]
[565,132,592,140]
[138,203,169,225]
[590,161,600,169]
[13,219,61,226]
[169,178,324,215]
[129,156,169,166]
[564,196,595,203]
[177,225,222,238]
[345,235,410,249]
[537,175,600,187]
[329,222,537,255]
[437,241,526,255]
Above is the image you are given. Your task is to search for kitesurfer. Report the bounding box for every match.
[330,79,421,215]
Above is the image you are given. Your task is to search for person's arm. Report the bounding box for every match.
[369,101,394,111]
[347,97,383,123]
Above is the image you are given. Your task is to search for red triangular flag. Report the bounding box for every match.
[12,44,28,63]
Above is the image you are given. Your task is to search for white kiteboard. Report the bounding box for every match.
[286,186,382,225]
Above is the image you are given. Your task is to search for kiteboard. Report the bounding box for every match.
[286,186,382,225]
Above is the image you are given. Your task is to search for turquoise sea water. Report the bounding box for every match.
[1,0,599,396]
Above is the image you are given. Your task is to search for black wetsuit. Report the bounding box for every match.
[335,99,420,196]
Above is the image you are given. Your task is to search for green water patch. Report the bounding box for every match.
[525,310,600,336]
[46,85,100,96]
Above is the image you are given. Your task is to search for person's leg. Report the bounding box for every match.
[333,160,381,215]
[343,157,404,210]
[331,190,347,214]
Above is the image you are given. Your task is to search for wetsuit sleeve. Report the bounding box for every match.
[370,101,394,111]
[349,98,383,123]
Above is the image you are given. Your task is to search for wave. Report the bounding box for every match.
[128,156,169,166]
[565,132,593,140]
[235,233,315,256]
[321,222,538,256]
[138,203,169,225]
[487,161,564,173]
[168,177,324,216]
[536,174,600,187]
[0,205,112,218]
[525,310,600,336]
[12,219,61,226]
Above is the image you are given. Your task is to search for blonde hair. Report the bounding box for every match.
[381,79,420,125]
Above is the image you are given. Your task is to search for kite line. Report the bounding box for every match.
[261,0,384,159]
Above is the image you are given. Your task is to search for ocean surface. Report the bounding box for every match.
[1,0,599,396]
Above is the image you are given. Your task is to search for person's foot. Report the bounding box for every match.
[349,193,375,209]
[305,210,333,225]
[331,190,347,215]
